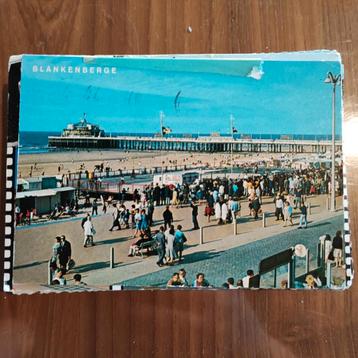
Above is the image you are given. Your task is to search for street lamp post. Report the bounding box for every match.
[324,72,341,212]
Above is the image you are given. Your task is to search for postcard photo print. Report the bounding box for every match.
[4,51,352,294]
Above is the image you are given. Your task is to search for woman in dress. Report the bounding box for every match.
[221,201,228,224]
[214,201,222,224]
[165,225,176,263]
[172,188,178,206]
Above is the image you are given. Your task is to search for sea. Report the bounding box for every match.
[19,131,340,155]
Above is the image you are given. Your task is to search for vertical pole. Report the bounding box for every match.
[327,261,332,288]
[305,249,310,274]
[48,261,52,285]
[160,111,164,137]
[317,242,321,267]
[287,262,292,289]
[330,84,336,212]
[230,114,234,175]
[273,267,277,288]
[110,247,114,268]
[200,227,204,245]
[262,212,266,228]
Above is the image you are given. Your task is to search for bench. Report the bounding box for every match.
[138,239,158,258]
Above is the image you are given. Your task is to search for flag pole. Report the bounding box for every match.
[160,111,164,137]
[230,114,234,175]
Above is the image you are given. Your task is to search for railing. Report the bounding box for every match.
[65,164,206,181]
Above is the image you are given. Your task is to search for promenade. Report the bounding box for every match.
[13,193,343,290]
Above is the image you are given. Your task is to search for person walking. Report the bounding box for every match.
[230,197,240,222]
[298,202,308,229]
[283,201,293,227]
[59,235,72,271]
[163,205,173,230]
[191,201,200,230]
[83,216,95,247]
[92,198,98,216]
[81,212,90,229]
[251,196,261,220]
[275,194,284,221]
[109,204,121,231]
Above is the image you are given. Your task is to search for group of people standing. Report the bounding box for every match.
[50,235,73,284]
[155,224,187,266]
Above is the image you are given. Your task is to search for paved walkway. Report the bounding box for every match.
[13,194,343,289]
[85,212,343,288]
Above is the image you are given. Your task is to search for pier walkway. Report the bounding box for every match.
[49,135,342,154]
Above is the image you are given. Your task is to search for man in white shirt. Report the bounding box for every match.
[242,269,255,288]
[275,195,284,221]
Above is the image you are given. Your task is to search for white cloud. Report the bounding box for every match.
[247,66,264,80]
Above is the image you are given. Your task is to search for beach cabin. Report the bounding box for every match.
[16,187,76,215]
[17,176,60,193]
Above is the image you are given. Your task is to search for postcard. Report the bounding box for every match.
[3,51,352,293]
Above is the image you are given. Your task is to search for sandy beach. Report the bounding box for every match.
[18,150,284,179]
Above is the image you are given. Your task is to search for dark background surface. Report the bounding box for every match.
[0,1,357,357]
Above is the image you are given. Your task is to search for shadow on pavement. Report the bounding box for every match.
[14,260,48,270]
[307,221,333,229]
[181,249,223,264]
[72,261,109,273]
[95,235,131,246]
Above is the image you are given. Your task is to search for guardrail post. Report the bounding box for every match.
[233,218,238,235]
[199,227,204,245]
[326,262,332,288]
[262,212,266,228]
[110,247,115,268]
[48,261,52,285]
[317,242,321,267]
[305,249,310,273]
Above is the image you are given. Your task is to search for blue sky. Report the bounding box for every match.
[19,54,342,135]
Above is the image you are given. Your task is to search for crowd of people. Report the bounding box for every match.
[41,163,345,289]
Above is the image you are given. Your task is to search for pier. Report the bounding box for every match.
[48,135,342,154]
